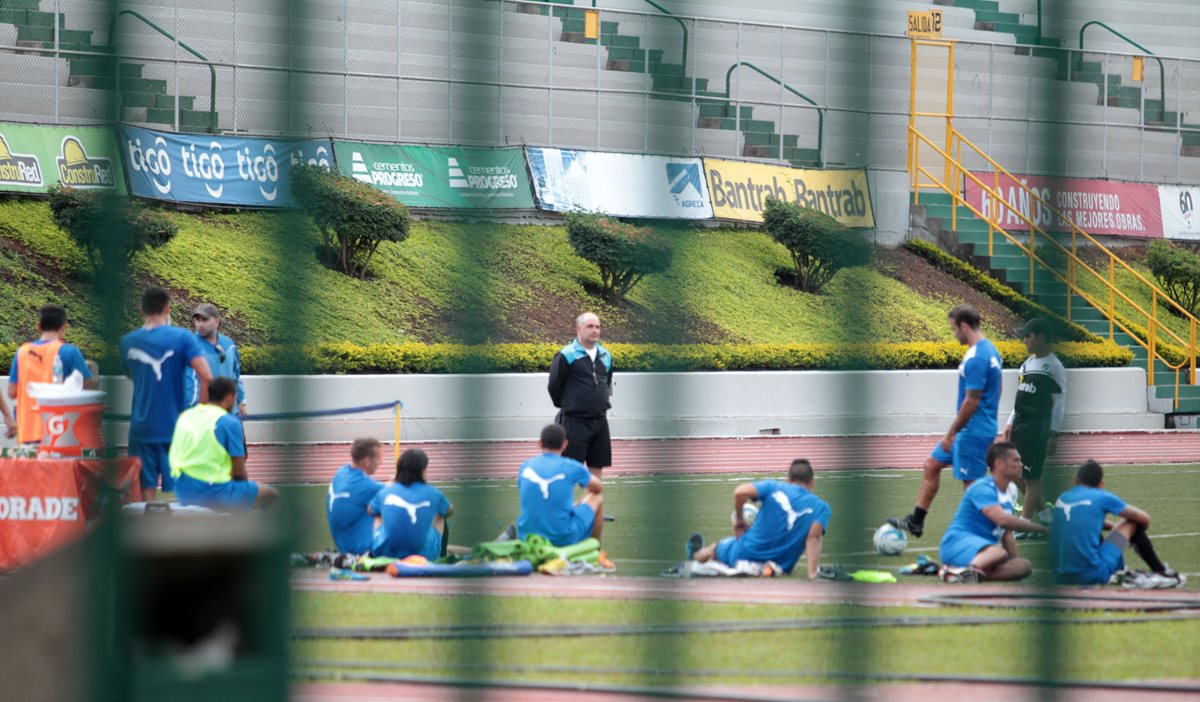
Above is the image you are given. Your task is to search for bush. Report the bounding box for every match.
[1146,241,1200,319]
[290,165,411,279]
[232,340,1131,375]
[47,185,176,270]
[762,197,871,294]
[903,239,1099,343]
[565,212,673,302]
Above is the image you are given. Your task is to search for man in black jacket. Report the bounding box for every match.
[548,312,613,476]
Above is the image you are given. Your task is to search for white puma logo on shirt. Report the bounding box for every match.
[1055,497,1093,522]
[521,467,566,500]
[771,491,813,530]
[126,347,175,381]
[328,484,350,510]
[384,494,431,524]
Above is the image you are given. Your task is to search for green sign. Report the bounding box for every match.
[0,123,125,194]
[334,142,534,209]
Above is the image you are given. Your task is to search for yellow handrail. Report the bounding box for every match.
[909,127,1195,408]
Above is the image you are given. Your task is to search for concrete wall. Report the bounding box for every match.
[46,367,1159,445]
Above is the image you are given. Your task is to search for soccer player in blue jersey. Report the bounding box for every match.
[939,441,1047,583]
[326,438,385,555]
[890,304,1003,537]
[368,448,453,560]
[120,288,213,500]
[516,423,604,546]
[688,459,832,579]
[1051,460,1185,589]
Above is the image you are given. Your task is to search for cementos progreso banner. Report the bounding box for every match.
[702,158,874,227]
[120,125,331,207]
[526,148,713,219]
[0,123,124,193]
[964,172,1163,239]
[336,142,534,209]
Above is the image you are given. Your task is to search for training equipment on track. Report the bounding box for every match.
[873,523,908,555]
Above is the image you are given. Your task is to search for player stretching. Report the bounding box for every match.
[889,304,1002,537]
[1004,318,1066,533]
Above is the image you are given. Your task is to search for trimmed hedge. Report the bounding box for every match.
[903,239,1099,343]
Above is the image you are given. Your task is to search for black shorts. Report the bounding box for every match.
[557,413,612,469]
[1011,422,1050,480]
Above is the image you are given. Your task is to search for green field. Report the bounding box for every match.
[287,463,1200,687]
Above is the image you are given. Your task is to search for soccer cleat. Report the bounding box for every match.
[685,532,704,561]
[1147,566,1187,590]
[328,567,368,581]
[596,550,616,572]
[956,569,982,584]
[886,515,924,538]
[1015,530,1046,541]
[1121,570,1158,590]
[1037,506,1054,526]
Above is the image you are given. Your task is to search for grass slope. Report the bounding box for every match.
[0,199,1020,352]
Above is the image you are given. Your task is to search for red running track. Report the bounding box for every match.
[248,432,1200,483]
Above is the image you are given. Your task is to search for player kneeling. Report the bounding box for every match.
[171,377,278,511]
[688,459,831,580]
[1051,460,1185,589]
[369,449,453,560]
[939,441,1047,583]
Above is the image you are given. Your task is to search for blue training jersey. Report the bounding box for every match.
[9,340,92,385]
[958,337,1003,437]
[1050,485,1127,577]
[327,465,385,555]
[941,475,1016,549]
[737,481,831,575]
[120,326,207,444]
[515,453,592,545]
[184,333,245,407]
[369,482,450,558]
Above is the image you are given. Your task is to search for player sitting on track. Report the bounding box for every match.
[890,304,1003,538]
[687,459,832,580]
[1051,460,1186,589]
[170,377,279,511]
[326,438,385,555]
[939,441,1047,583]
[368,448,454,560]
[516,423,604,546]
[1003,317,1066,534]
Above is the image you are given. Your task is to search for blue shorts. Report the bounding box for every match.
[131,442,173,491]
[940,533,999,568]
[372,525,442,560]
[715,536,742,567]
[175,472,259,512]
[930,434,992,482]
[1056,542,1125,586]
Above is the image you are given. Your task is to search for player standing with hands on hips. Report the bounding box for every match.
[548,312,613,477]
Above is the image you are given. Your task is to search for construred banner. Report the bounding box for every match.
[964,172,1163,239]
[0,458,140,570]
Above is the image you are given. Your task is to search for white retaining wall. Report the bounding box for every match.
[50,367,1162,444]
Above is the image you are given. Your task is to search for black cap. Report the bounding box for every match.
[1017,317,1051,338]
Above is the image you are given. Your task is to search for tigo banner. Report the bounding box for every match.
[1158,185,1200,241]
[0,122,124,193]
[526,148,713,219]
[703,159,874,227]
[120,125,332,207]
[335,142,534,209]
[963,172,1163,239]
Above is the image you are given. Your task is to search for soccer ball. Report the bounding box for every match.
[732,502,759,527]
[873,523,908,556]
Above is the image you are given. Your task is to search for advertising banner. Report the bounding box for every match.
[120,125,332,207]
[526,148,713,219]
[0,122,124,193]
[703,158,874,227]
[335,142,534,209]
[963,172,1163,239]
[1158,185,1200,241]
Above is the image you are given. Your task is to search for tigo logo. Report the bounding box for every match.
[181,140,225,198]
[237,143,280,201]
[666,162,706,208]
[127,135,173,194]
[0,134,44,187]
[56,136,115,188]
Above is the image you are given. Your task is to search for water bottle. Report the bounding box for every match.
[52,353,64,383]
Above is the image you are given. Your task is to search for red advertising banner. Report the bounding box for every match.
[0,457,140,570]
[964,172,1163,239]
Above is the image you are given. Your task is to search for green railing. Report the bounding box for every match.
[1079,20,1168,126]
[725,62,824,167]
[593,0,687,70]
[108,9,217,133]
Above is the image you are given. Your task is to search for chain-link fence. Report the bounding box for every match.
[2,0,1200,182]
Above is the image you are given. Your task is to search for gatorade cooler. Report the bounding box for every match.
[28,386,106,459]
